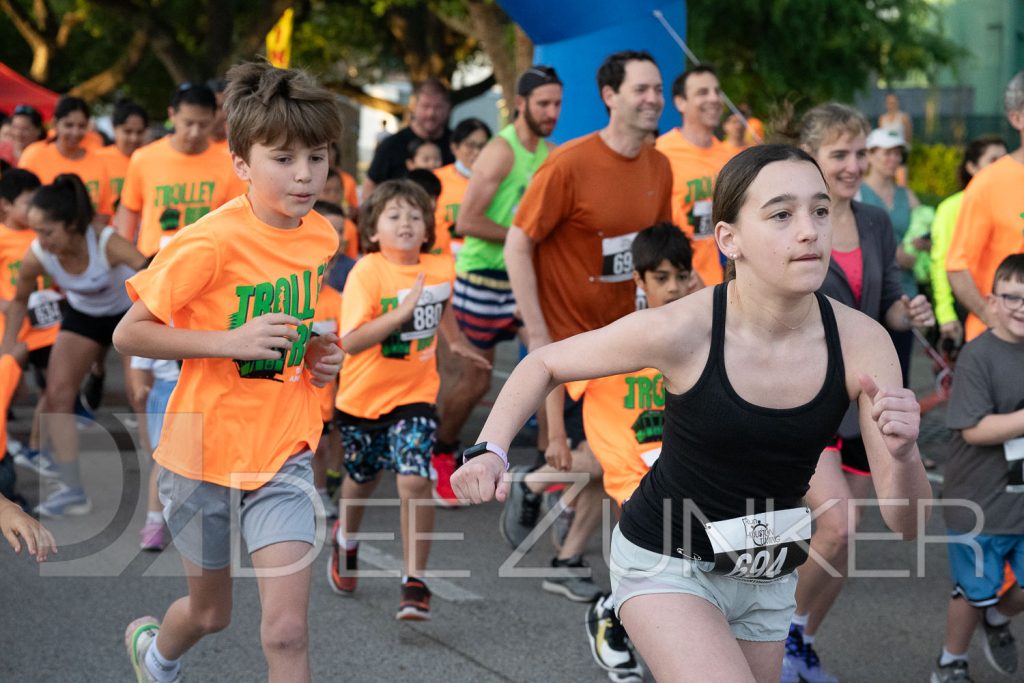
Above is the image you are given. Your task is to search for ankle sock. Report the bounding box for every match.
[335,526,358,551]
[144,640,181,683]
[939,647,967,666]
[802,633,816,646]
[791,612,809,628]
[145,511,163,525]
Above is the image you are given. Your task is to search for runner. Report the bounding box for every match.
[430,65,563,505]
[116,62,344,683]
[0,174,146,517]
[452,143,931,683]
[0,104,45,166]
[96,100,149,209]
[785,103,934,683]
[432,117,491,258]
[656,65,737,286]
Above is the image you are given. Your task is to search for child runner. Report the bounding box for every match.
[96,100,149,208]
[452,144,931,683]
[326,179,488,620]
[1,174,146,517]
[432,117,492,259]
[115,62,344,683]
[931,254,1024,682]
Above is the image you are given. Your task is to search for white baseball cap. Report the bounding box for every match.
[866,127,907,150]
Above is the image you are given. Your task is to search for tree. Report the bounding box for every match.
[685,0,961,118]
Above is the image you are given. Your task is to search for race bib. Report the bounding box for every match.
[1005,438,1024,493]
[691,200,713,239]
[159,234,174,250]
[397,282,451,342]
[600,233,638,283]
[311,320,338,336]
[705,507,811,579]
[639,447,661,468]
[26,290,63,329]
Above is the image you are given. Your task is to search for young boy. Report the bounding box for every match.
[932,253,1024,683]
[562,223,700,683]
[326,179,487,620]
[114,62,344,683]
[0,168,61,477]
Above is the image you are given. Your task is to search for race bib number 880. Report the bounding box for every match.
[397,282,451,341]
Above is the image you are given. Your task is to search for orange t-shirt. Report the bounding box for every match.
[312,282,343,422]
[0,224,60,351]
[120,137,247,257]
[336,252,455,420]
[432,163,469,258]
[45,128,104,150]
[566,369,663,505]
[209,139,230,155]
[341,171,359,213]
[0,355,23,457]
[655,129,738,286]
[946,155,1024,340]
[514,133,672,341]
[126,194,339,489]
[95,145,131,210]
[18,141,113,215]
[744,117,765,146]
[342,219,359,259]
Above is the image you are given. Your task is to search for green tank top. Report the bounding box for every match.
[456,124,549,273]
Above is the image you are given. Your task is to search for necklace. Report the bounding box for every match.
[764,299,815,332]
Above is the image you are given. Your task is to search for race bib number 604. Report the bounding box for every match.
[705,507,811,580]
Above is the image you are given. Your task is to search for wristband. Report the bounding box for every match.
[462,441,509,471]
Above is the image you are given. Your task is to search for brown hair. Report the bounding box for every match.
[358,179,436,254]
[798,102,869,156]
[223,62,342,162]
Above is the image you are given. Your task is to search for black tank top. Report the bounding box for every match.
[619,283,850,580]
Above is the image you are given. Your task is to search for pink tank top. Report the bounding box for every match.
[831,247,863,306]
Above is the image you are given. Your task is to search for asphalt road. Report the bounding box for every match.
[0,342,1018,683]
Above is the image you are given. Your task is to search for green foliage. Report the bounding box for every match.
[907,143,961,207]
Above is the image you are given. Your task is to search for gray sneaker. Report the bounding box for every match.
[542,555,603,602]
[982,618,1018,675]
[500,465,542,549]
[930,657,972,683]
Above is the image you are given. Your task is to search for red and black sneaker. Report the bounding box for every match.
[396,577,432,621]
[431,450,462,508]
[327,519,358,595]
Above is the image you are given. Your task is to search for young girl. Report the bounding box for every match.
[432,118,492,258]
[452,145,931,683]
[96,100,149,208]
[0,174,146,517]
[405,138,443,173]
[327,179,487,620]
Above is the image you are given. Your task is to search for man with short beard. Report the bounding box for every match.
[429,66,564,505]
[656,65,737,286]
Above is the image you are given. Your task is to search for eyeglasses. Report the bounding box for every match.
[995,292,1024,310]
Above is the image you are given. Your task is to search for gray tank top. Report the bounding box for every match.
[31,227,135,316]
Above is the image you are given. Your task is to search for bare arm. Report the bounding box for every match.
[455,138,515,241]
[105,231,149,271]
[504,226,550,349]
[360,177,377,203]
[340,274,422,355]
[114,204,141,243]
[438,301,492,370]
[0,252,44,353]
[884,294,935,331]
[962,410,1024,446]
[948,270,990,328]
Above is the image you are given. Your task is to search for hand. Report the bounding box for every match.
[860,375,920,462]
[939,320,963,347]
[0,500,57,562]
[526,327,552,353]
[450,452,509,504]
[225,312,301,361]
[545,438,573,472]
[911,236,932,252]
[450,340,493,370]
[396,274,426,323]
[305,332,344,387]
[901,294,935,329]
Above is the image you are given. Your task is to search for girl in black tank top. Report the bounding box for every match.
[450,145,931,683]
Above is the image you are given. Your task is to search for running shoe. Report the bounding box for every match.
[35,483,91,518]
[124,616,180,683]
[543,489,574,553]
[397,577,431,621]
[930,657,972,683]
[82,370,106,411]
[139,519,168,551]
[327,519,358,595]
[6,436,25,459]
[542,555,603,602]
[586,593,644,682]
[783,625,839,683]
[74,395,95,430]
[13,447,59,478]
[431,450,461,508]
[500,465,542,548]
[982,617,1018,674]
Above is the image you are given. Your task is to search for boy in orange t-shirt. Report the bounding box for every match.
[115,83,247,258]
[327,179,487,620]
[115,64,344,683]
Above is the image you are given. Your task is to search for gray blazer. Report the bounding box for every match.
[817,201,903,438]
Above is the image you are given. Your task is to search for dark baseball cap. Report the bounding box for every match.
[516,65,563,97]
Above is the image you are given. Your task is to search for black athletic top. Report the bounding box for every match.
[619,283,850,579]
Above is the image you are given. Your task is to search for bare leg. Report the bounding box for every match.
[397,474,434,577]
[337,475,381,538]
[252,541,313,683]
[154,558,233,660]
[434,347,496,445]
[942,596,980,656]
[41,332,104,475]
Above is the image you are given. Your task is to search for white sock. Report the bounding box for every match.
[802,633,816,645]
[144,640,181,683]
[791,613,809,628]
[986,606,1011,626]
[146,511,163,525]
[939,647,967,666]
[335,527,358,551]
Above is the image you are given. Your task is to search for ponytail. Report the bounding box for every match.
[30,173,93,234]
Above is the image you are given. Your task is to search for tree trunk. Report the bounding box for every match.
[464,0,515,101]
[67,28,149,103]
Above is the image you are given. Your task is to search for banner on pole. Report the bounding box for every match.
[266,9,294,68]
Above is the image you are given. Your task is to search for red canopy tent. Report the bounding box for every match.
[0,62,59,121]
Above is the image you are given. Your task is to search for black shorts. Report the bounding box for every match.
[564,390,585,450]
[828,434,870,476]
[60,305,128,347]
